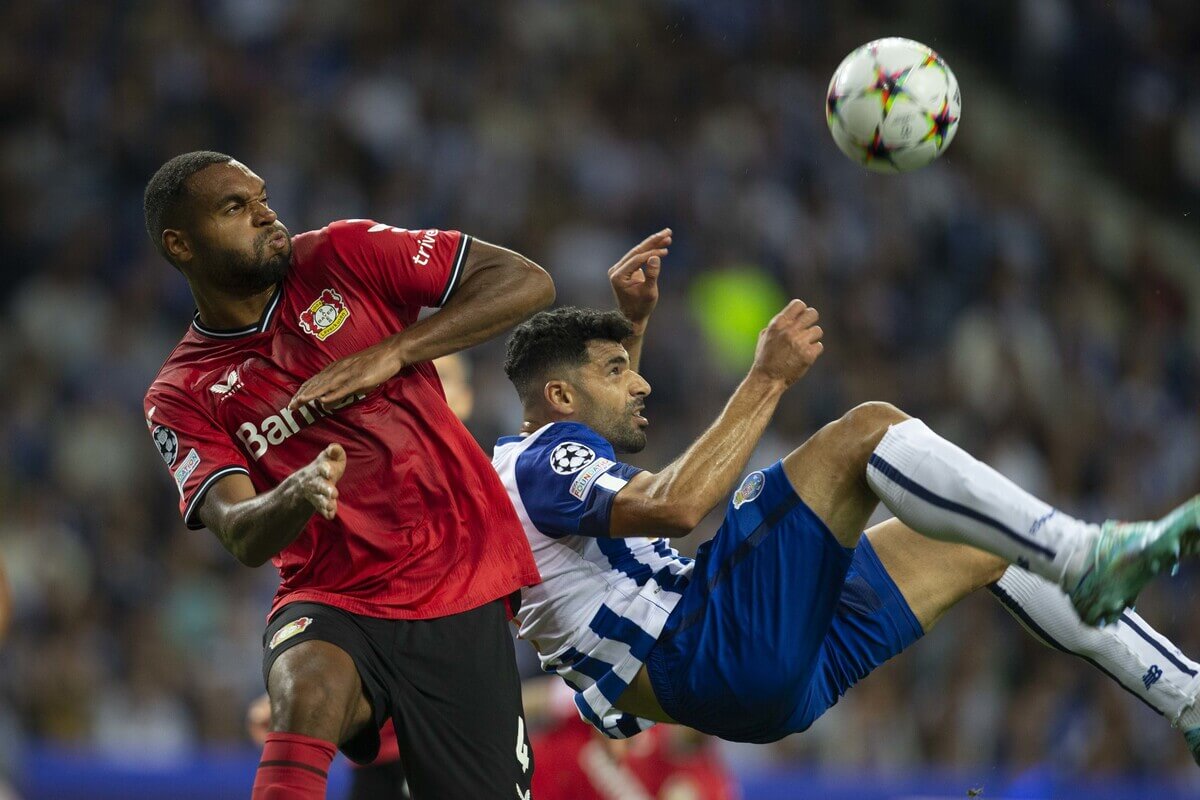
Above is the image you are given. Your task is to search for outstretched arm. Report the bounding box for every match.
[198,444,347,567]
[290,240,554,409]
[609,300,825,538]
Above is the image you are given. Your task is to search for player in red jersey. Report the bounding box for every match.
[528,679,738,800]
[142,151,553,799]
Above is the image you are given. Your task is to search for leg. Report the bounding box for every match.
[862,412,1200,624]
[254,604,384,800]
[781,401,910,547]
[267,640,374,743]
[864,517,1007,631]
[849,519,1200,764]
[388,600,533,799]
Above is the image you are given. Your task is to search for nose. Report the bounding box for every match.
[631,372,651,398]
[251,198,277,226]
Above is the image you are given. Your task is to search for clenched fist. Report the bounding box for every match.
[750,300,825,388]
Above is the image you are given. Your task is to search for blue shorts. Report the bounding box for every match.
[645,461,924,743]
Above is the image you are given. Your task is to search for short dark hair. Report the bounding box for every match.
[143,150,234,260]
[504,307,634,406]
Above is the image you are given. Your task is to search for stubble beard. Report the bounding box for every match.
[208,231,292,294]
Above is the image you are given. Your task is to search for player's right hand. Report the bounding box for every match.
[296,444,347,519]
[750,300,824,387]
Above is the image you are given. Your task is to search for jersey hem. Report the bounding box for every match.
[268,568,541,621]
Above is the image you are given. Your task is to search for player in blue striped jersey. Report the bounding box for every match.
[494,230,1200,761]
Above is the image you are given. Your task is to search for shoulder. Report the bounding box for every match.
[144,333,204,412]
[519,422,616,469]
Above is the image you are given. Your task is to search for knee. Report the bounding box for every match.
[833,402,909,456]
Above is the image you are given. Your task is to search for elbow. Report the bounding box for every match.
[221,526,270,568]
[527,262,555,311]
[664,508,704,537]
[508,254,554,313]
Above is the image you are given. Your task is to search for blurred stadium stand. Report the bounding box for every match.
[1,0,1198,796]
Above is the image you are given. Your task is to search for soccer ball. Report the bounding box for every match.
[826,38,960,173]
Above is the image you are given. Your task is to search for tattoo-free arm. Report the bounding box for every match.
[609,300,824,538]
[197,444,346,567]
[290,240,554,409]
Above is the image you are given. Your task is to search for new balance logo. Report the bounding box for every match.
[1143,665,1163,689]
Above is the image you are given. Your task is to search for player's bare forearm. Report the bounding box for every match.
[611,372,786,536]
[199,445,346,567]
[391,241,554,365]
[610,300,824,537]
[290,241,553,409]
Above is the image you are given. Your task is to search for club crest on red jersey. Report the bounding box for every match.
[299,289,350,341]
[269,616,314,649]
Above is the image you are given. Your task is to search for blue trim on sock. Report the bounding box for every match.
[988,583,1163,718]
[868,453,1056,560]
[1118,612,1198,678]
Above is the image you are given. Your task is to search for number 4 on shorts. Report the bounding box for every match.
[515,715,530,773]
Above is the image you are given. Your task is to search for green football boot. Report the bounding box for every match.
[1069,497,1200,627]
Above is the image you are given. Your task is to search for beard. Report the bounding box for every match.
[205,228,292,294]
[592,399,648,454]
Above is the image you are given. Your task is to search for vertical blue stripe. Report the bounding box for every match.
[589,604,658,660]
[597,536,654,586]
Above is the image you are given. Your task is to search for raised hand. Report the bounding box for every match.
[609,228,671,330]
[751,300,825,388]
[289,340,403,411]
[295,444,347,520]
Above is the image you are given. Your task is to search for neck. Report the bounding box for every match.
[191,282,277,330]
[519,417,547,436]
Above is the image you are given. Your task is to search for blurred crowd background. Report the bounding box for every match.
[1,0,1199,794]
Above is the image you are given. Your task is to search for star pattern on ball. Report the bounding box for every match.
[921,98,958,149]
[870,65,912,115]
[862,127,899,169]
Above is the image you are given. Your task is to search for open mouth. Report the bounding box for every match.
[632,408,649,427]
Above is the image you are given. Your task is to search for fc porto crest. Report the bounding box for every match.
[299,289,351,341]
[733,471,765,509]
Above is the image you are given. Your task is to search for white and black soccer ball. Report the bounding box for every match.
[826,37,960,172]
[550,442,596,475]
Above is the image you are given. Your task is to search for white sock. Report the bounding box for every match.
[991,566,1200,729]
[867,418,1098,588]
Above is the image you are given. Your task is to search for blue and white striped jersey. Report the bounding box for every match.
[493,422,694,738]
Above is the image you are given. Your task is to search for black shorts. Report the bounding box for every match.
[262,598,532,799]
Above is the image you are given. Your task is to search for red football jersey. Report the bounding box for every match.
[144,220,540,620]
[531,716,738,800]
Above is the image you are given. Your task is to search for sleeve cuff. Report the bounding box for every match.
[436,235,471,307]
[183,465,251,530]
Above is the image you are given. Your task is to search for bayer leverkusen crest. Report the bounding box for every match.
[299,289,351,341]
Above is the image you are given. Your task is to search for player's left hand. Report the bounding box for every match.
[289,340,403,410]
[610,228,671,331]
